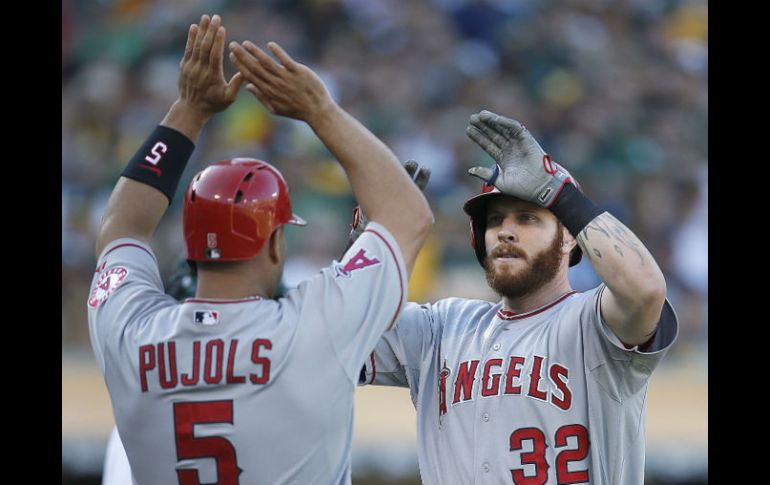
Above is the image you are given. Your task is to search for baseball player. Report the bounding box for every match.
[355,111,679,484]
[88,13,432,485]
[100,160,431,485]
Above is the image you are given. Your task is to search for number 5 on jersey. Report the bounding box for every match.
[174,400,242,484]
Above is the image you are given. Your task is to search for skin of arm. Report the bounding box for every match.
[95,14,243,258]
[577,212,667,346]
[227,41,433,275]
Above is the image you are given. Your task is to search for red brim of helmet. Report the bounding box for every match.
[288,214,308,226]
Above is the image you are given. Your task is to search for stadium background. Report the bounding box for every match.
[62,0,707,483]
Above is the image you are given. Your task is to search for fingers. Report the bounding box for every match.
[209,25,226,69]
[403,160,431,191]
[242,41,282,76]
[466,125,502,160]
[477,110,524,135]
[199,14,221,66]
[414,166,431,191]
[182,24,198,66]
[469,114,508,149]
[229,43,275,86]
[468,166,496,184]
[267,41,297,71]
[190,14,210,62]
[225,72,245,102]
[404,160,418,177]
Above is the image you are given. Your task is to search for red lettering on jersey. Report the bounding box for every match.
[336,249,381,277]
[453,360,479,403]
[250,339,272,384]
[504,356,525,394]
[528,355,548,401]
[550,364,571,410]
[438,363,450,416]
[158,342,179,389]
[181,341,201,386]
[205,339,224,384]
[139,345,155,392]
[226,340,246,384]
[481,358,503,397]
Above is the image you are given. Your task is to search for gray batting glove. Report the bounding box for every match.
[348,159,431,244]
[465,110,576,208]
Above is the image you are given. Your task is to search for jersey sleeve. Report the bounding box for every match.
[288,222,409,385]
[581,284,679,400]
[359,301,438,403]
[86,238,174,373]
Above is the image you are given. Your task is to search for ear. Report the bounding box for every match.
[267,226,284,265]
[562,226,578,257]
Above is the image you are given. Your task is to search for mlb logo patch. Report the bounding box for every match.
[194,310,219,325]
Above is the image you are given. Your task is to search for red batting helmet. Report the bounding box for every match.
[183,158,307,262]
[462,181,582,268]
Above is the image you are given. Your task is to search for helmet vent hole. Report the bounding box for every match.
[256,166,266,170]
[235,190,243,203]
[190,190,196,202]
[243,172,253,182]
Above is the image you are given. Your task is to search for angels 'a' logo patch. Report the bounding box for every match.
[88,266,129,308]
[335,248,380,278]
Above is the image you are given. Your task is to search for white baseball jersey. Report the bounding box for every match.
[360,287,678,485]
[103,428,135,485]
[87,221,407,485]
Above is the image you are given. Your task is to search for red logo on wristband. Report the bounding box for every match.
[543,154,557,175]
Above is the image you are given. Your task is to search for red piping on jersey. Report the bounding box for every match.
[369,352,377,384]
[621,329,657,352]
[102,243,155,261]
[364,228,404,331]
[497,291,577,321]
[184,297,263,304]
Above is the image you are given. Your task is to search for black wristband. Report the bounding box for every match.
[120,125,195,204]
[549,183,603,237]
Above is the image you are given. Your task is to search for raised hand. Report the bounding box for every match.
[228,40,334,125]
[177,14,244,121]
[466,110,576,208]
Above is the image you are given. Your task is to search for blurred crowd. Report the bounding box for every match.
[62,0,707,366]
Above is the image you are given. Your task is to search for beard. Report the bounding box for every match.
[484,228,564,299]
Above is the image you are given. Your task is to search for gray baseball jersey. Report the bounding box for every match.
[360,287,678,485]
[87,221,407,485]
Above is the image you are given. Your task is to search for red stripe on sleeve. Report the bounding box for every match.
[103,242,156,262]
[369,352,377,384]
[363,228,404,331]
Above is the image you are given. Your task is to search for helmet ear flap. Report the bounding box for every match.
[470,218,487,268]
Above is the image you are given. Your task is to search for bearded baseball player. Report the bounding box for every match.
[355,110,679,484]
[88,13,432,485]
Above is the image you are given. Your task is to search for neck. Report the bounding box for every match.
[501,273,573,315]
[194,260,276,300]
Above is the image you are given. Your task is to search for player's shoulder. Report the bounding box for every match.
[429,296,499,328]
[96,237,158,267]
[566,285,604,306]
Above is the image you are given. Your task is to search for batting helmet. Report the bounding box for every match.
[183,158,307,262]
[462,182,582,268]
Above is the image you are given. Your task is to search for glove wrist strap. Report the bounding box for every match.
[549,184,603,237]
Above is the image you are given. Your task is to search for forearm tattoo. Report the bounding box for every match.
[578,213,645,266]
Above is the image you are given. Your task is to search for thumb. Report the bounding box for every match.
[468,166,496,184]
[225,72,245,102]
